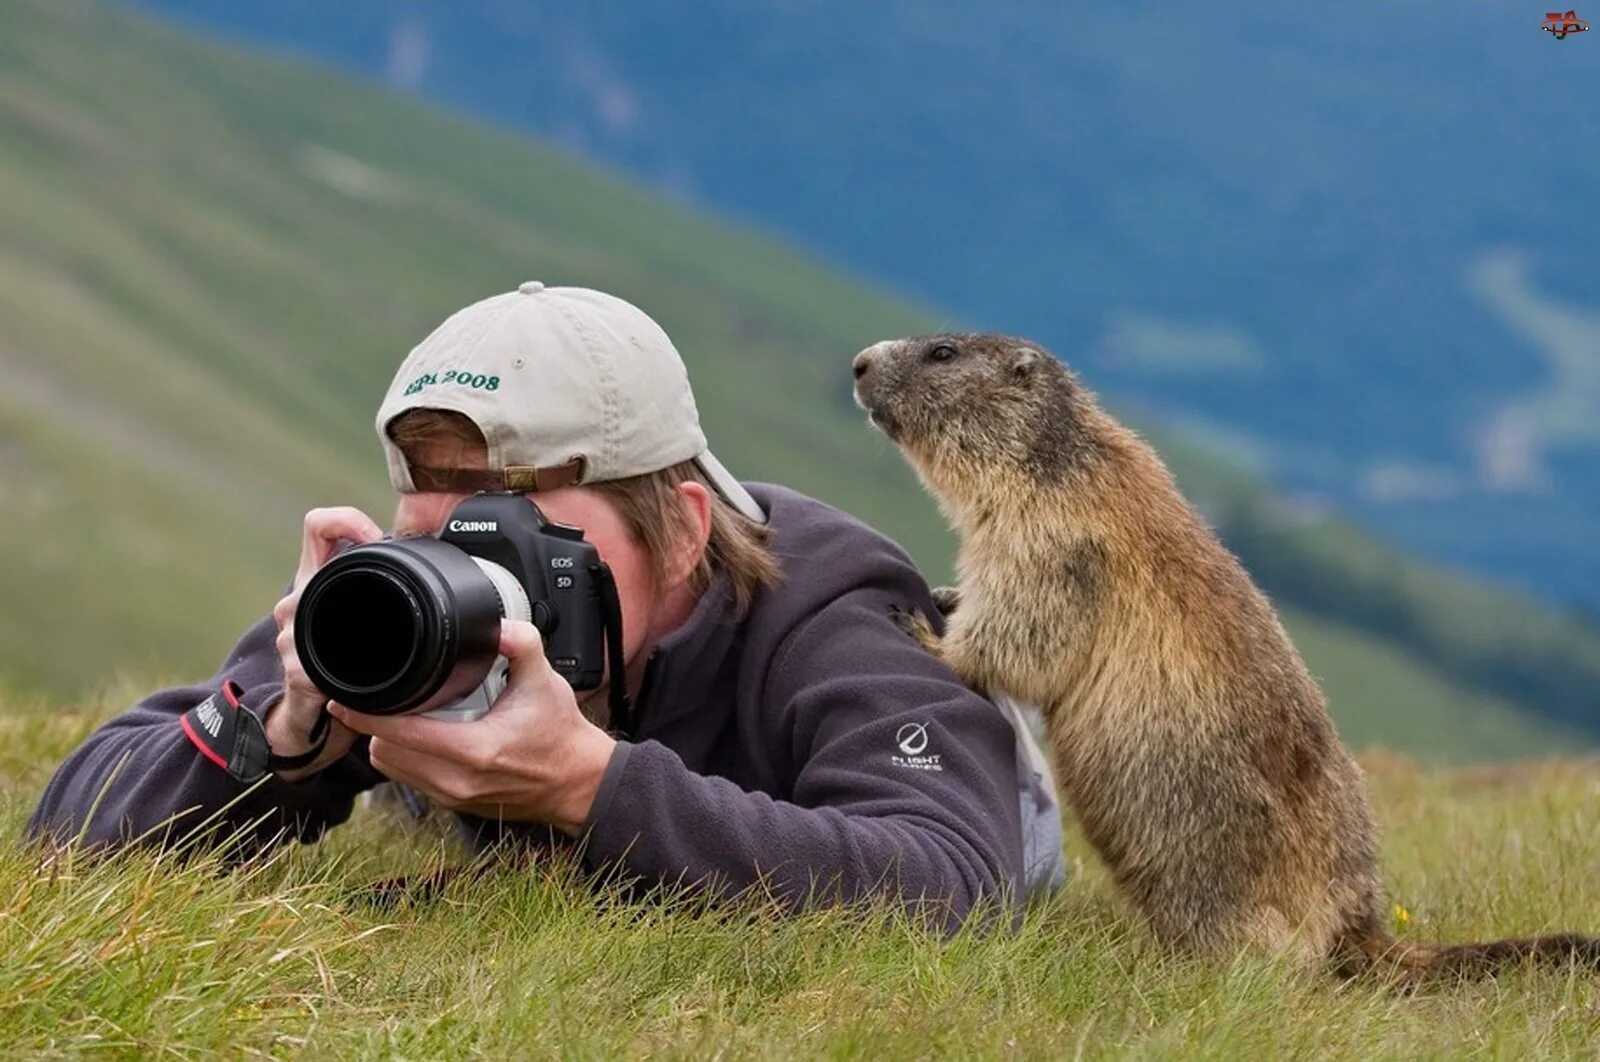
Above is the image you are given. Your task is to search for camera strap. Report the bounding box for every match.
[179,681,331,785]
[592,563,634,738]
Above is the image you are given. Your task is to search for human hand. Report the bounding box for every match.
[329,620,618,834]
[265,506,385,781]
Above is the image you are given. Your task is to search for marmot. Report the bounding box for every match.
[853,332,1599,981]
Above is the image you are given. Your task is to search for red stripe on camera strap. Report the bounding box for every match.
[179,713,231,772]
[178,681,328,784]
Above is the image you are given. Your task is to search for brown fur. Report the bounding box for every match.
[853,332,1600,983]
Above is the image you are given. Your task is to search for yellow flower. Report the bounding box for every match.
[1392,903,1412,928]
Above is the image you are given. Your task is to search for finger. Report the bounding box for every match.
[316,717,360,763]
[323,714,356,747]
[499,620,553,682]
[275,624,299,662]
[328,702,483,755]
[296,506,385,581]
[367,737,429,789]
[275,632,312,687]
[368,739,479,805]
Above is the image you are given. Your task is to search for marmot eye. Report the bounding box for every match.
[928,343,959,363]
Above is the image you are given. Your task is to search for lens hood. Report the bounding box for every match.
[294,536,505,715]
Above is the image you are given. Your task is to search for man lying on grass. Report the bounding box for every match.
[28,282,1064,929]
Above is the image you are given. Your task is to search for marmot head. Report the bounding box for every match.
[852,333,1099,511]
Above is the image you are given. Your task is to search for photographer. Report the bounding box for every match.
[28,283,1064,927]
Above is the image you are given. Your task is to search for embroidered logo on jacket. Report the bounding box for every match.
[892,722,942,771]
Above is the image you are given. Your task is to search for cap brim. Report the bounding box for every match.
[694,450,766,524]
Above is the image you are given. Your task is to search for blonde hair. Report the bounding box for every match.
[387,409,781,616]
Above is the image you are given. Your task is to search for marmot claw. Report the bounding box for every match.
[889,603,941,651]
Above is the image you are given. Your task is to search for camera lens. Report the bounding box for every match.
[301,568,420,692]
[295,537,508,715]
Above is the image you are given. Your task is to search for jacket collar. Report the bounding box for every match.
[633,570,741,740]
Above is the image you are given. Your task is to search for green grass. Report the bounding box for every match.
[0,0,1596,763]
[6,692,1600,1057]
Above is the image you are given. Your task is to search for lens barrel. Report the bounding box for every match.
[294,537,506,715]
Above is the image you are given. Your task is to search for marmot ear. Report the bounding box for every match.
[1010,347,1041,377]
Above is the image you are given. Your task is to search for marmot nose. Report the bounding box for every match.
[852,349,874,380]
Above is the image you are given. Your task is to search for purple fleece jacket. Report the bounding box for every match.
[28,483,1024,923]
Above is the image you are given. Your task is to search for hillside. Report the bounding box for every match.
[0,0,1594,761]
[121,0,1600,622]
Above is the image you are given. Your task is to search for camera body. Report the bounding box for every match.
[294,492,612,718]
[436,492,609,691]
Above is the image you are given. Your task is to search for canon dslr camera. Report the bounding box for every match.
[294,492,620,721]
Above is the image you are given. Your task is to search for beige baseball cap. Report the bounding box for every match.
[375,281,765,523]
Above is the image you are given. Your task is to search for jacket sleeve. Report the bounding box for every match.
[27,615,385,855]
[577,590,1026,930]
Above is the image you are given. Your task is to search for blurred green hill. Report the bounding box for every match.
[0,0,1595,762]
[116,0,1600,624]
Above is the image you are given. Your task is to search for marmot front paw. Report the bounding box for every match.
[931,585,962,617]
[889,604,942,654]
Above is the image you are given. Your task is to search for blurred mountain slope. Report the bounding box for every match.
[0,0,1592,762]
[120,0,1600,620]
